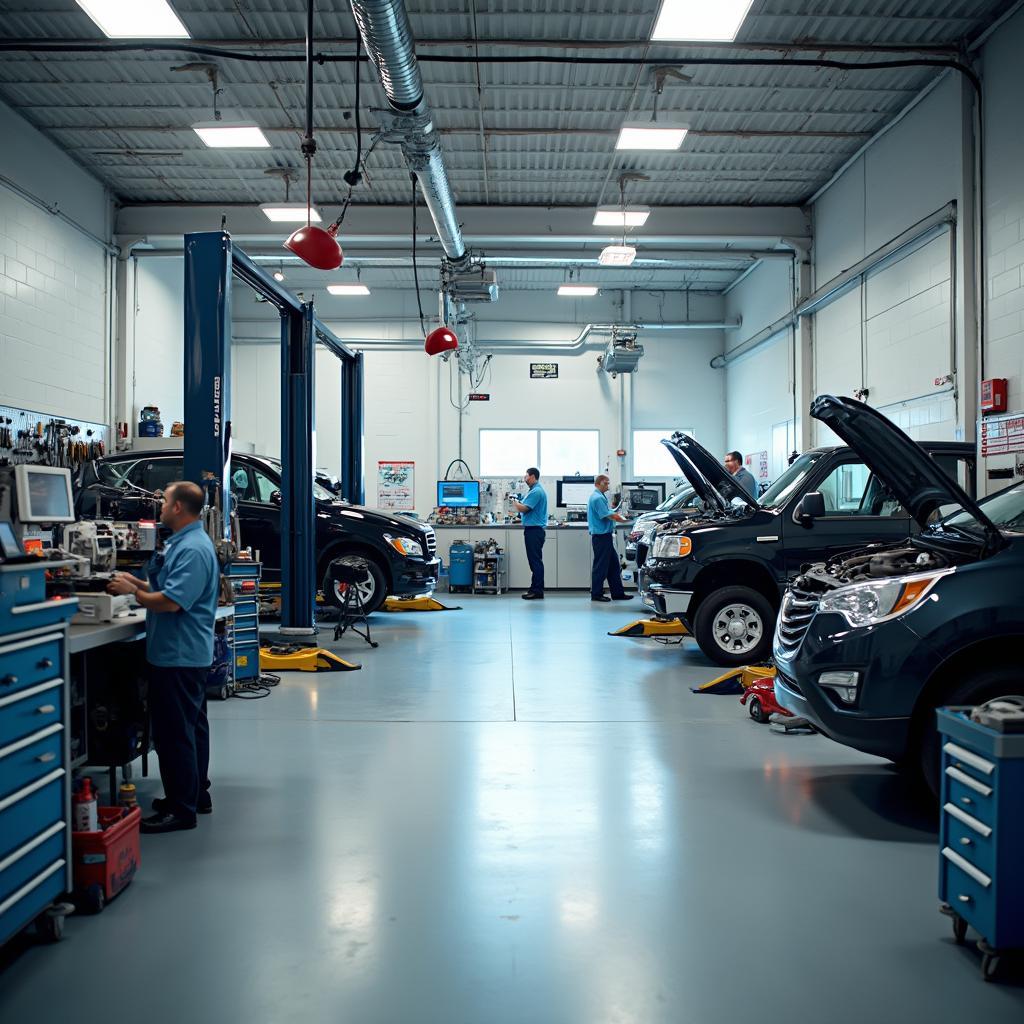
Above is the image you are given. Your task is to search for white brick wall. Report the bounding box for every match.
[0,193,108,422]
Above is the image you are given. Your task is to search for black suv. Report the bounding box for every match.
[76,451,439,612]
[625,485,702,563]
[774,396,1023,793]
[637,431,974,666]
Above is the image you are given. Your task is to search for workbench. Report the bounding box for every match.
[432,523,636,590]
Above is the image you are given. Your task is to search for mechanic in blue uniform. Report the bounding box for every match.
[510,467,548,600]
[587,474,630,603]
[108,480,220,833]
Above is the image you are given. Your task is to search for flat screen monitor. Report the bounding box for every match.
[14,465,76,524]
[556,478,595,507]
[623,482,666,511]
[437,480,481,508]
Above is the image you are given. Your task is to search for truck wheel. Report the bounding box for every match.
[916,665,1019,798]
[322,556,386,614]
[692,586,774,667]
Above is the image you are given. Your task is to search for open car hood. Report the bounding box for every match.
[660,433,758,514]
[810,395,1000,544]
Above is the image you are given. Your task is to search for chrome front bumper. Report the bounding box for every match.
[641,584,693,617]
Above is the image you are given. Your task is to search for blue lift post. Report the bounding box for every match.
[183,230,363,635]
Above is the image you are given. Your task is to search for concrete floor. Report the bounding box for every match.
[2,593,1022,1021]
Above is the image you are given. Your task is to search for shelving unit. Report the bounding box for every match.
[473,550,507,594]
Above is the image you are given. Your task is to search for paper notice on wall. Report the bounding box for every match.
[746,450,770,481]
[377,461,415,510]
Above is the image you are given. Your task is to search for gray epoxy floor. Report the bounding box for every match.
[2,593,1022,1022]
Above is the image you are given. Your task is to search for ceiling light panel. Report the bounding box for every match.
[558,285,599,297]
[599,246,637,267]
[192,122,270,149]
[327,284,371,296]
[260,203,322,223]
[75,0,190,38]
[651,0,754,41]
[616,123,688,151]
[593,207,650,228]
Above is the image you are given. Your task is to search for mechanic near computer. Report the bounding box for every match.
[588,475,630,603]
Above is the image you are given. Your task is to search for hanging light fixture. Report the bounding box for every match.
[424,326,459,356]
[284,0,343,271]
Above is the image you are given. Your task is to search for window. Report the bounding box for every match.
[539,430,599,477]
[480,430,538,477]
[632,429,692,478]
[816,461,874,516]
[251,466,281,503]
[127,458,183,494]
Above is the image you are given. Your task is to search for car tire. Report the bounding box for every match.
[916,664,1020,798]
[322,555,387,615]
[692,586,775,667]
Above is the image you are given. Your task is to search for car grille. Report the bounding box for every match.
[776,585,820,654]
[423,526,437,558]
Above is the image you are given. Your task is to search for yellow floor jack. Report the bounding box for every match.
[382,596,461,612]
[691,663,776,694]
[259,644,361,672]
[608,616,688,641]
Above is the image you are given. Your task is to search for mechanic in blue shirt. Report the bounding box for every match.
[108,480,220,833]
[509,467,548,600]
[587,475,630,602]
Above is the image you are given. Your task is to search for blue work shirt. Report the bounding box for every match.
[520,482,548,526]
[588,489,616,535]
[145,520,220,668]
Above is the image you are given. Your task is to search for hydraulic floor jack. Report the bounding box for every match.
[608,615,688,639]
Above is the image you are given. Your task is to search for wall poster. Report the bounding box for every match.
[746,450,770,482]
[377,460,415,510]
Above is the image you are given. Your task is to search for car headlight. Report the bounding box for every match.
[385,533,424,558]
[651,534,693,560]
[817,569,951,628]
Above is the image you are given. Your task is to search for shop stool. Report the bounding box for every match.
[328,559,379,649]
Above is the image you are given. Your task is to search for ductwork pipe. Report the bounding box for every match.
[349,0,466,264]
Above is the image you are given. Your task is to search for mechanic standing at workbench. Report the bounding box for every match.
[588,475,630,603]
[108,481,220,834]
[510,467,548,600]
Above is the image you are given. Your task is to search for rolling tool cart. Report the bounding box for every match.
[448,542,473,594]
[937,706,1024,981]
[473,545,507,595]
[225,561,262,687]
[0,556,79,945]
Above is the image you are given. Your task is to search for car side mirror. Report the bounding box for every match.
[795,491,826,525]
[269,490,283,506]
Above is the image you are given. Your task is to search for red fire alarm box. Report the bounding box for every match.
[981,378,1008,414]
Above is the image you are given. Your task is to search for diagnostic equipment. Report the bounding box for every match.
[14,464,76,524]
[437,480,481,508]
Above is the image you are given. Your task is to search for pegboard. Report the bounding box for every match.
[0,402,111,470]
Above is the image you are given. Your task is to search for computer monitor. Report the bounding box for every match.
[623,482,666,511]
[556,478,595,507]
[14,464,76,524]
[437,480,481,508]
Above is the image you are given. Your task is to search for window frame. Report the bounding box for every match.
[631,428,693,479]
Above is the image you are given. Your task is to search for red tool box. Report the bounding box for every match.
[71,806,142,913]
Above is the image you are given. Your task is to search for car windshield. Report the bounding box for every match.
[259,459,338,502]
[757,452,825,510]
[945,482,1024,533]
[658,486,696,511]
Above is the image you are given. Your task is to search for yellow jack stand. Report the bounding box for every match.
[259,645,360,672]
[608,617,688,638]
[382,596,461,612]
[691,664,776,695]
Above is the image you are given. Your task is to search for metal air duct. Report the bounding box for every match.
[349,0,467,265]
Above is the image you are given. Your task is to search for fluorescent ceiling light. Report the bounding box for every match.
[192,122,270,149]
[75,0,190,38]
[327,284,371,296]
[616,122,688,151]
[593,206,650,228]
[558,285,599,297]
[260,203,322,223]
[651,0,754,42]
[599,245,637,267]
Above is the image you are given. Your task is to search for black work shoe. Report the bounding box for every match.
[522,591,544,600]
[611,594,633,601]
[153,796,212,816]
[591,595,612,602]
[140,812,197,834]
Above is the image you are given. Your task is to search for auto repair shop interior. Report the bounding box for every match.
[2,1,1024,1019]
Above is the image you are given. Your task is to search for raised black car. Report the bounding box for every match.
[76,451,439,612]
[637,431,974,666]
[773,395,1023,794]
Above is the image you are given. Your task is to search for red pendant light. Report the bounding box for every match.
[425,326,459,356]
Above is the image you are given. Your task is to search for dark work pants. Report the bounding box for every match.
[148,664,210,823]
[523,526,545,594]
[591,532,626,598]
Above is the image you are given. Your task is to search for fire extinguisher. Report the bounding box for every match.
[73,777,98,832]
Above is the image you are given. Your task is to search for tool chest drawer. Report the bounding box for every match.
[0,723,65,799]
[0,821,66,911]
[0,634,63,699]
[0,678,63,748]
[937,708,1024,961]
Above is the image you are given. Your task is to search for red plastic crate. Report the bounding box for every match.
[72,806,142,911]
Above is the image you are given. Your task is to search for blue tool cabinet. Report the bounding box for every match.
[937,707,1024,982]
[225,561,261,682]
[0,561,78,945]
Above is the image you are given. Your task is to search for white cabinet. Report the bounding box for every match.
[555,529,591,589]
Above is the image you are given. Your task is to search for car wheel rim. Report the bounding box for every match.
[711,603,762,655]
